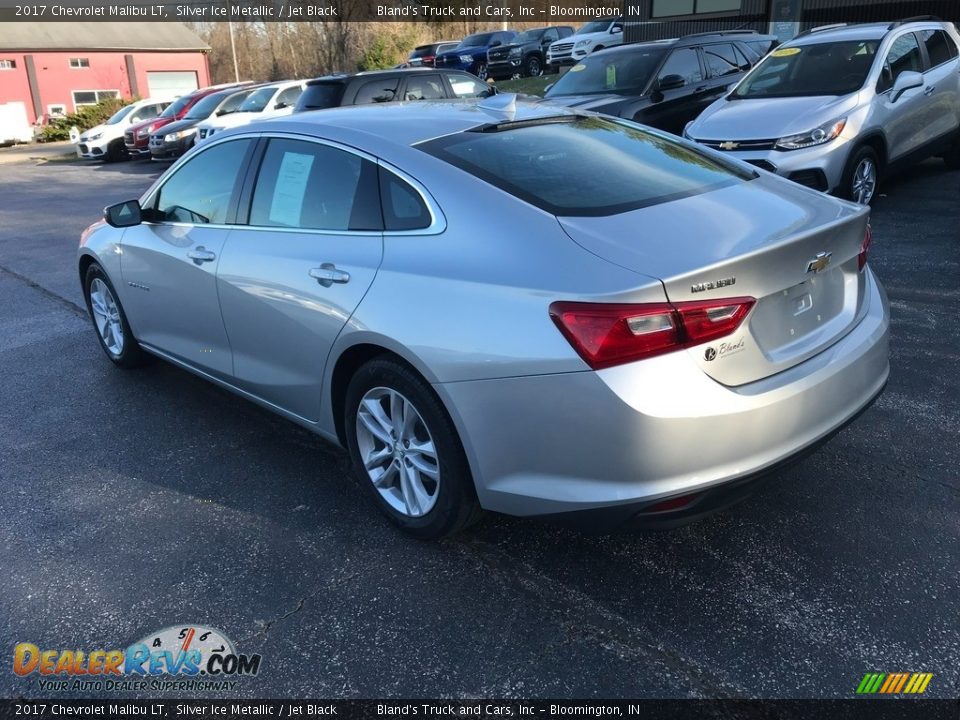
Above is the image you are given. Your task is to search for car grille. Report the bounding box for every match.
[745,159,777,172]
[787,169,828,191]
[697,139,777,151]
[488,48,510,61]
[552,42,574,54]
[124,131,134,144]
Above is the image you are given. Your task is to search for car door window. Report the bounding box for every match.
[379,168,432,231]
[658,47,703,85]
[878,33,923,92]
[249,138,382,231]
[921,29,958,68]
[703,43,748,77]
[404,75,446,101]
[219,93,248,114]
[542,28,559,44]
[152,139,252,224]
[274,86,302,109]
[448,73,490,98]
[354,79,398,104]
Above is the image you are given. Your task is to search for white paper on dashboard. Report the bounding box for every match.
[269,151,315,226]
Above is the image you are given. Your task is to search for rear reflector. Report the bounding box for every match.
[640,493,702,514]
[550,297,755,370]
[858,224,872,272]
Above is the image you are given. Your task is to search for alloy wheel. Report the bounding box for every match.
[89,278,124,355]
[476,63,487,80]
[355,387,440,517]
[528,58,542,77]
[852,158,876,205]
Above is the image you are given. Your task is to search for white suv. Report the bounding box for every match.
[76,98,170,162]
[547,18,624,68]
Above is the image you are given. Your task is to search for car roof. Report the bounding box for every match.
[255,97,578,147]
[789,20,948,45]
[306,68,472,85]
[590,31,777,59]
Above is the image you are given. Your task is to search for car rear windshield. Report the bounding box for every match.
[297,82,346,111]
[185,91,229,120]
[733,40,878,98]
[159,94,194,118]
[546,47,667,97]
[418,117,750,216]
[410,45,438,58]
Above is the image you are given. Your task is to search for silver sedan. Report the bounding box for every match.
[79,97,890,538]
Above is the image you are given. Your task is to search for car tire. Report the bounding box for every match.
[841,145,880,205]
[345,357,482,539]
[104,139,127,163]
[943,131,960,170]
[82,263,151,368]
[524,55,543,77]
[475,62,488,81]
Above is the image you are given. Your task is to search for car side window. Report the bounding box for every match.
[878,33,923,92]
[658,47,703,85]
[249,138,382,231]
[274,86,302,109]
[559,27,574,39]
[921,30,958,68]
[543,28,559,44]
[220,93,247,113]
[379,168,431,231]
[448,74,490,98]
[404,75,446,101]
[703,43,748,77]
[152,139,252,224]
[354,79,398,104]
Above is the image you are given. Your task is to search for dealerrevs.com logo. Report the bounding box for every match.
[13,625,261,692]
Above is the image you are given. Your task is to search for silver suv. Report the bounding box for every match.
[685,20,960,204]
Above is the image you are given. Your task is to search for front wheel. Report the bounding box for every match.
[841,146,880,205]
[345,358,482,539]
[524,55,543,77]
[83,263,150,368]
[475,62,487,81]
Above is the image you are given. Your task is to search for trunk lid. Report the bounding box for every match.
[558,175,870,386]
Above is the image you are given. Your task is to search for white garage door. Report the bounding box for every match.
[146,71,199,99]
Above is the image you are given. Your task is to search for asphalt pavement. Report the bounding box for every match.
[0,155,958,700]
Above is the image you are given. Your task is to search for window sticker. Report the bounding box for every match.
[772,47,801,57]
[570,63,586,72]
[269,151,315,226]
[606,65,617,87]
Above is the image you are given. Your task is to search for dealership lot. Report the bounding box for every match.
[0,157,957,698]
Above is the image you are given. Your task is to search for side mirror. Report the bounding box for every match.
[890,70,923,102]
[611,26,623,34]
[656,74,685,92]
[104,200,142,228]
[491,41,502,47]
[486,85,499,96]
[274,101,288,110]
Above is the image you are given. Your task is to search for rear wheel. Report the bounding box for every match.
[944,130,960,170]
[83,263,150,368]
[524,55,543,77]
[841,146,880,205]
[345,358,482,539]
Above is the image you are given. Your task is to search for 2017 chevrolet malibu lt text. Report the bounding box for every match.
[79,98,890,538]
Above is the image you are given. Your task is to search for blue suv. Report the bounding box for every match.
[435,30,516,80]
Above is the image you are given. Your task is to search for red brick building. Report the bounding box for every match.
[0,22,210,124]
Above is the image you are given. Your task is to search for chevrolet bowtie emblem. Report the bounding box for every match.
[719,141,740,150]
[806,252,832,274]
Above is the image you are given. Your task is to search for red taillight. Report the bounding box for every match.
[858,224,872,272]
[550,297,755,370]
[640,493,701,514]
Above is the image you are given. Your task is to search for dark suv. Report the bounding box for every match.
[488,26,575,80]
[543,30,778,135]
[435,31,517,80]
[294,68,494,113]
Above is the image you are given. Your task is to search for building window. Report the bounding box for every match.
[651,0,741,17]
[47,104,67,118]
[72,90,120,109]
[69,58,90,68]
[0,59,15,70]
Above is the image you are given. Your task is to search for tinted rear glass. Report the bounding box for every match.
[297,83,345,110]
[418,117,749,216]
[459,33,494,47]
[546,47,667,96]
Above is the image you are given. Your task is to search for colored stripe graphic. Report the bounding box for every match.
[857,672,932,694]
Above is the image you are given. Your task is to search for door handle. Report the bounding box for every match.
[309,263,351,287]
[694,86,708,93]
[187,247,216,265]
[923,85,936,95]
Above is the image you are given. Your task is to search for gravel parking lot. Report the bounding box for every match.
[0,155,957,700]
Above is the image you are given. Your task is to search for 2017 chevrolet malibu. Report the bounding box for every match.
[79,97,890,538]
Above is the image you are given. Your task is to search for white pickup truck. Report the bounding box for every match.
[0,102,34,147]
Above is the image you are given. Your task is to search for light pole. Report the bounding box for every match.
[228,21,240,82]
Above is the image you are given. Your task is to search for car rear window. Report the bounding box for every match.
[297,82,345,111]
[418,117,750,216]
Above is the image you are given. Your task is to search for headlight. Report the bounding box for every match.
[136,126,153,138]
[509,48,522,58]
[575,39,591,48]
[86,132,103,141]
[459,55,473,63]
[164,129,195,142]
[775,118,847,151]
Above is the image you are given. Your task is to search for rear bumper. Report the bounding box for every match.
[436,269,889,520]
